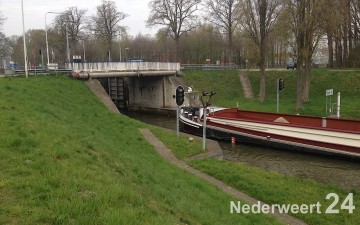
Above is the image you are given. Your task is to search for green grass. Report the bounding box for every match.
[0,76,281,225]
[183,69,360,119]
[189,158,359,225]
[150,128,207,159]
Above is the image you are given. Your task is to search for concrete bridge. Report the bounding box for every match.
[70,62,192,114]
[70,61,180,73]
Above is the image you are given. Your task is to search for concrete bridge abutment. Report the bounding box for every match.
[70,62,198,114]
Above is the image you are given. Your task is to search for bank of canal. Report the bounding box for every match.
[128,112,360,191]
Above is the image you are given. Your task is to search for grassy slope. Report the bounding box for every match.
[183,69,360,119]
[189,158,359,225]
[0,76,280,225]
[150,128,207,159]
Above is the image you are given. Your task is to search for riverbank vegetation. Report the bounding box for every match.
[183,69,360,119]
[0,76,282,225]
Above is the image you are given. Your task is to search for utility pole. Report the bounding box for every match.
[200,91,216,150]
[66,22,70,66]
[21,0,28,78]
[119,30,122,61]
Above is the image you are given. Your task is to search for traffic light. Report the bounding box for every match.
[278,78,285,92]
[176,86,185,106]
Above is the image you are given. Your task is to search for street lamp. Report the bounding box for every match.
[119,31,122,61]
[45,11,62,66]
[21,0,28,78]
[82,39,86,63]
[125,48,130,61]
[65,22,70,65]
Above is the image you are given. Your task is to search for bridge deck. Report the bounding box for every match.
[70,62,180,73]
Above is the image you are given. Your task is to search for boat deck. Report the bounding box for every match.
[211,109,360,133]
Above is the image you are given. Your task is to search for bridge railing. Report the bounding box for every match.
[69,62,180,72]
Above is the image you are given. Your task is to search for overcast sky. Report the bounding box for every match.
[0,0,155,36]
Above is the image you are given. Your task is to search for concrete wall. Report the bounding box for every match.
[127,76,177,110]
[127,75,201,113]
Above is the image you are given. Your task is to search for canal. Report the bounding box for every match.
[128,112,360,191]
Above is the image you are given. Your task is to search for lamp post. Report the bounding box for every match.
[65,22,70,65]
[119,31,122,61]
[82,40,86,62]
[125,48,130,61]
[21,0,28,78]
[45,11,62,66]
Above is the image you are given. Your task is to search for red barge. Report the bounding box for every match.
[180,107,360,159]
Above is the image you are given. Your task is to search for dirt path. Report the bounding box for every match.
[239,73,254,99]
[140,128,307,225]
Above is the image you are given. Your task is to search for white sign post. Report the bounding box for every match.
[326,89,334,116]
[326,89,333,96]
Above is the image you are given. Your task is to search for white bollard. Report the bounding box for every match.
[337,92,341,118]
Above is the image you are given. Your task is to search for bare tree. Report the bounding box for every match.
[241,0,282,103]
[181,24,223,64]
[147,0,201,62]
[0,16,5,30]
[323,1,339,68]
[0,33,12,59]
[288,0,324,109]
[54,7,88,55]
[0,11,10,62]
[0,7,5,29]
[91,0,127,60]
[204,0,241,64]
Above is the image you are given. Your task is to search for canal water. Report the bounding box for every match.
[128,112,360,191]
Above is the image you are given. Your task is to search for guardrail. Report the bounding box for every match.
[69,62,181,72]
[181,64,239,70]
[2,66,72,76]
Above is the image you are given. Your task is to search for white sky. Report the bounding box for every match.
[0,0,155,37]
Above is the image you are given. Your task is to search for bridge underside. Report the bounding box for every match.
[98,75,185,114]
[70,62,193,113]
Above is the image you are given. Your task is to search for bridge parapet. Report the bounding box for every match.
[70,62,180,72]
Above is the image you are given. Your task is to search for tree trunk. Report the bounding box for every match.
[327,29,334,68]
[343,26,348,68]
[335,36,343,68]
[302,18,313,103]
[295,0,305,110]
[107,39,112,61]
[271,40,275,68]
[295,62,304,110]
[302,57,312,102]
[228,32,233,65]
[258,0,267,103]
[175,36,180,63]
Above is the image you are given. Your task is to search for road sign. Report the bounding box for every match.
[326,89,333,96]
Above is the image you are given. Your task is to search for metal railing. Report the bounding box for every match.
[69,62,181,72]
[181,64,239,70]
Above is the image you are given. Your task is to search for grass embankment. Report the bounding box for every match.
[0,76,280,224]
[189,159,359,225]
[183,69,360,119]
[150,128,206,160]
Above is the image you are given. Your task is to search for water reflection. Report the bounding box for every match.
[221,142,360,190]
[127,112,360,191]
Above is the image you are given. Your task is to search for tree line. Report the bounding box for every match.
[1,0,360,109]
